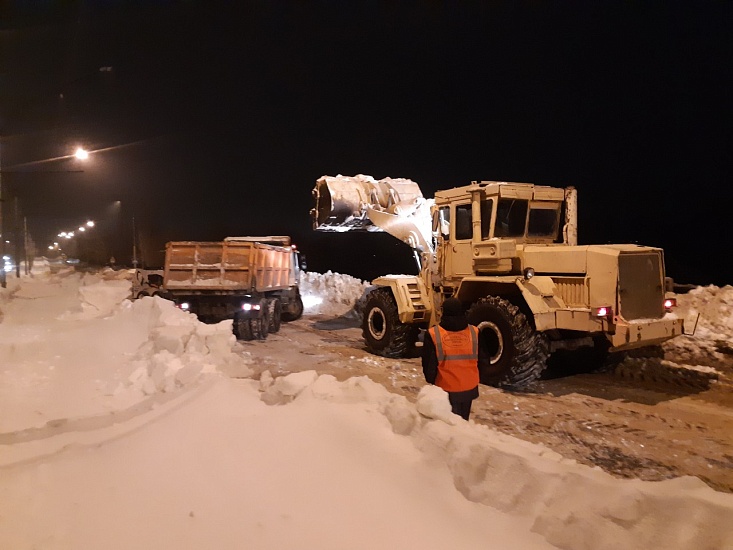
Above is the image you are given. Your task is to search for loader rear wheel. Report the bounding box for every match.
[467,296,549,390]
[267,298,282,333]
[362,288,417,358]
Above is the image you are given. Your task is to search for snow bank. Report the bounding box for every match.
[123,296,253,396]
[299,270,370,316]
[0,271,252,432]
[664,284,733,363]
[261,372,733,550]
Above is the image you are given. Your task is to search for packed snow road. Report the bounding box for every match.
[248,311,733,494]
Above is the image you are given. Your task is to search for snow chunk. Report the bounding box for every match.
[416,385,459,425]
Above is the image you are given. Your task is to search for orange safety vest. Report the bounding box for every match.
[429,324,479,392]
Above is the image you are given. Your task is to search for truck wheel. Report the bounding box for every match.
[362,288,417,358]
[253,299,269,340]
[467,296,549,389]
[281,292,304,322]
[235,315,254,341]
[267,298,282,333]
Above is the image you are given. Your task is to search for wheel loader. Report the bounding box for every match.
[312,174,684,389]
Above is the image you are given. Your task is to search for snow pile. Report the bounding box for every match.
[259,372,733,550]
[664,285,733,362]
[299,270,369,316]
[123,296,253,396]
[0,271,252,432]
[60,274,132,319]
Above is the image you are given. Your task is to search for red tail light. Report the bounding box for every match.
[664,298,677,311]
[594,306,613,318]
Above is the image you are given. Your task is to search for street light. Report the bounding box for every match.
[0,145,89,286]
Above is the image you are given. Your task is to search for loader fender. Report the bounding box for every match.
[514,276,563,332]
[371,275,431,324]
[456,275,561,332]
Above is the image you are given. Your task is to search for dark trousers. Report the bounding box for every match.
[448,395,474,420]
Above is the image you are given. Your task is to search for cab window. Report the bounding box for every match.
[433,206,451,239]
[454,204,472,240]
[527,206,561,238]
[495,199,528,238]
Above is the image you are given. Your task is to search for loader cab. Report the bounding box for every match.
[432,182,566,282]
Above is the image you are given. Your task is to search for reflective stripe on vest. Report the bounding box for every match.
[429,324,479,393]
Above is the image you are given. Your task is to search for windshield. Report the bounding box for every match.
[493,198,562,241]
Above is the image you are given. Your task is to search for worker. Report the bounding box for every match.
[421,297,481,420]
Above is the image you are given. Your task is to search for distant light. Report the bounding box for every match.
[48,245,54,250]
[58,232,65,238]
[86,220,95,227]
[78,227,86,232]
[74,148,89,160]
[664,298,677,310]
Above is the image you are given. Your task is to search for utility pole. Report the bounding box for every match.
[0,145,5,288]
[132,215,138,268]
[23,216,30,275]
[14,196,21,278]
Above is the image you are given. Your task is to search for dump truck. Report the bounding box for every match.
[312,174,684,388]
[132,236,304,340]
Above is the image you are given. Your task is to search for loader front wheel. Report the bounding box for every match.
[362,288,417,358]
[467,296,549,390]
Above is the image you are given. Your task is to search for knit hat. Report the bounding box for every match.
[441,297,464,317]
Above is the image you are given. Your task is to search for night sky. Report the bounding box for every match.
[1,1,730,284]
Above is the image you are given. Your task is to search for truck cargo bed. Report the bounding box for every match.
[164,241,292,292]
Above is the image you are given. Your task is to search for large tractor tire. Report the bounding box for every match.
[361,288,418,358]
[267,298,282,333]
[281,291,304,322]
[467,296,549,390]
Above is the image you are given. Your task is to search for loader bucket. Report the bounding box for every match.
[311,174,424,232]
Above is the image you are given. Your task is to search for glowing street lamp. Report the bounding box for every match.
[74,148,89,161]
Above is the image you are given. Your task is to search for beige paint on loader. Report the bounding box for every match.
[312,175,683,389]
